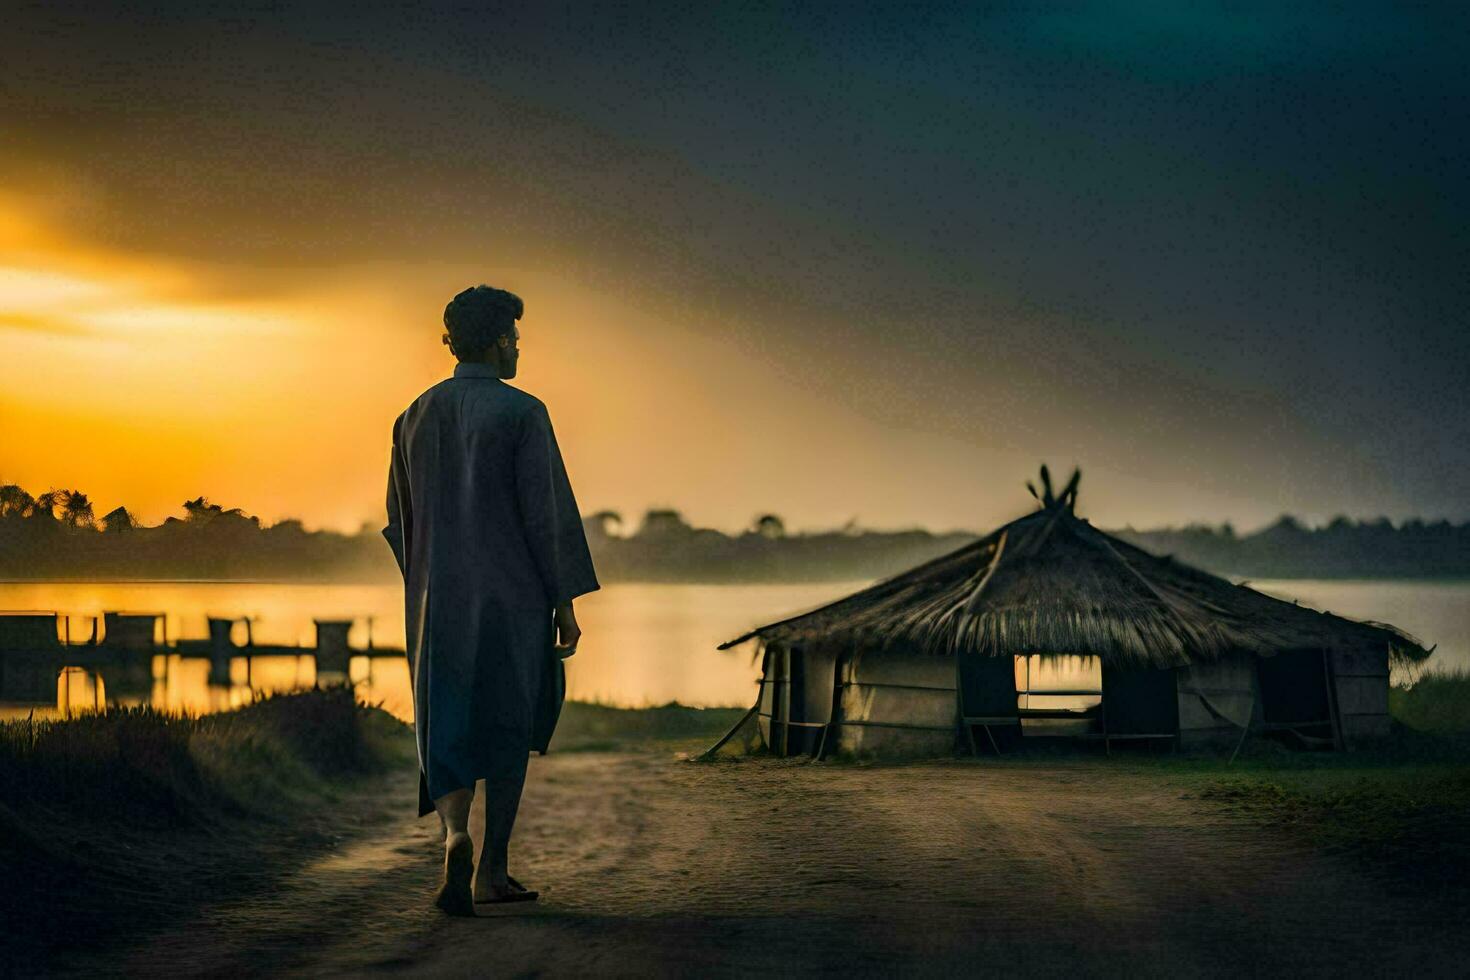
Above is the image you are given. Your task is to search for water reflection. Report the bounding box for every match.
[57,666,106,718]
[5,577,1460,724]
[0,581,870,722]
[0,653,414,725]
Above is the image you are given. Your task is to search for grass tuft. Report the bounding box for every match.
[1390,668,1470,734]
[0,686,411,971]
[553,700,749,751]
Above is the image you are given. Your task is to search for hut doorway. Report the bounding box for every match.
[1015,654,1102,735]
[1099,664,1180,751]
[958,654,1105,752]
[962,654,1184,753]
[757,643,827,757]
[957,653,1021,753]
[1257,649,1339,747]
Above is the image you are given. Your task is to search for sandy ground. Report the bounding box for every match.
[117,750,1467,978]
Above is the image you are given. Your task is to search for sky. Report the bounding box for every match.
[2,2,1468,536]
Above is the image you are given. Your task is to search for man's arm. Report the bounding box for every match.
[552,603,581,659]
[514,401,601,612]
[381,422,410,579]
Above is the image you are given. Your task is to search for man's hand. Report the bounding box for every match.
[553,602,581,659]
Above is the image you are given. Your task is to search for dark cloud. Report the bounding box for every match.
[5,2,1468,522]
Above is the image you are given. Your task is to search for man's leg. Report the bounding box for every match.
[433,786,476,915]
[473,736,531,900]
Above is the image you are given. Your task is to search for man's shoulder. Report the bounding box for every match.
[396,379,548,428]
[392,379,454,427]
[476,382,549,422]
[501,384,548,414]
[398,378,444,408]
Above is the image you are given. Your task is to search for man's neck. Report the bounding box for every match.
[462,355,504,376]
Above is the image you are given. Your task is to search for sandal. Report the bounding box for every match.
[475,873,539,904]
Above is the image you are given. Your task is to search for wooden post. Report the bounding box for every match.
[981,722,1001,756]
[955,647,977,756]
[814,644,852,762]
[781,647,792,757]
[698,701,759,761]
[1322,647,1347,751]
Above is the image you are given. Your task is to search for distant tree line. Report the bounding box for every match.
[1113,515,1470,580]
[0,485,975,584]
[579,508,978,583]
[2,483,1468,583]
[0,485,383,582]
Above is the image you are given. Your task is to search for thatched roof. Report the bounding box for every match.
[719,468,1432,669]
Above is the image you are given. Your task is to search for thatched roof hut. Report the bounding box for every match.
[714,468,1432,759]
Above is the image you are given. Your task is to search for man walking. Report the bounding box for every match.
[382,284,600,916]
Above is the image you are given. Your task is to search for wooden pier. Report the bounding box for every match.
[0,609,405,706]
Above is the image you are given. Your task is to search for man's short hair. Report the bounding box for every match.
[442,285,523,359]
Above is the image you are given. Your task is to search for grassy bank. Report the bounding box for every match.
[1389,667,1470,733]
[1194,755,1469,895]
[0,687,413,973]
[551,700,750,753]
[1164,673,1470,897]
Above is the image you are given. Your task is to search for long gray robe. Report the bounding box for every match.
[381,361,600,816]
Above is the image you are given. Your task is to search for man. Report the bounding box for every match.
[382,284,600,916]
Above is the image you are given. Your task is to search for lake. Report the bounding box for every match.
[1,578,1465,723]
[0,580,867,722]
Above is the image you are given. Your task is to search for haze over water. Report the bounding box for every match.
[2,578,1463,723]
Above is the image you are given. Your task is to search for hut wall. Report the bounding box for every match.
[1331,644,1390,741]
[795,645,841,755]
[835,645,955,757]
[1175,656,1256,749]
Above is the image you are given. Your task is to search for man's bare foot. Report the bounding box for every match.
[434,832,475,916]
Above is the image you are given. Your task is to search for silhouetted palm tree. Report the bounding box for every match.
[0,484,36,519]
[33,488,64,523]
[60,491,95,529]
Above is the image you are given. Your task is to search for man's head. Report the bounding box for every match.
[442,284,523,378]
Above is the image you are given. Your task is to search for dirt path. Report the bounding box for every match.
[131,752,1467,978]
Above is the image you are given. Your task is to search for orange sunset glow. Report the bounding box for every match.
[0,181,1279,539]
[0,183,1129,537]
[4,4,1466,538]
